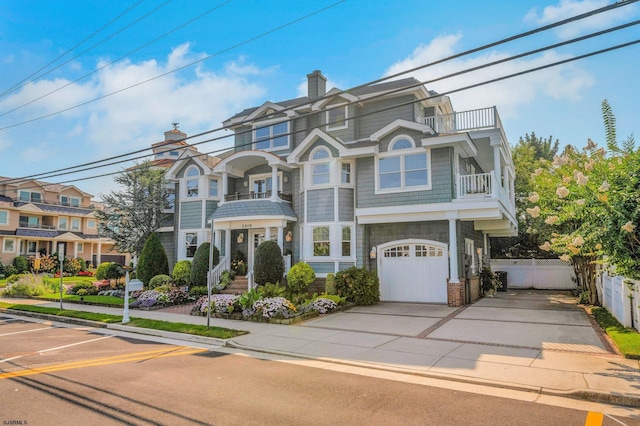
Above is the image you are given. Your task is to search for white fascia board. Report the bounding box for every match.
[370,119,434,142]
[165,151,211,180]
[287,128,346,164]
[55,232,85,241]
[355,200,507,224]
[211,216,295,230]
[421,134,477,157]
[311,89,359,111]
[17,204,43,212]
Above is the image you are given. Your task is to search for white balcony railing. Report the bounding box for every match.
[457,172,512,211]
[420,107,499,133]
[208,255,229,291]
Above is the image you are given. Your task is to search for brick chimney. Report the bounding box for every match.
[307,70,327,99]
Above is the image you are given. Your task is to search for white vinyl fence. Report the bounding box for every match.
[596,269,640,332]
[490,259,576,289]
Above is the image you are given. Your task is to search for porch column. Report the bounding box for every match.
[270,165,278,201]
[214,230,221,250]
[277,226,284,252]
[509,170,516,209]
[220,171,228,205]
[97,241,102,264]
[74,242,79,258]
[224,230,231,259]
[492,137,502,198]
[448,218,460,283]
[265,227,272,242]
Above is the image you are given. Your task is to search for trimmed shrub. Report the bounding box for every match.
[325,273,336,295]
[149,274,173,289]
[286,262,315,293]
[13,256,29,273]
[137,233,169,286]
[172,260,192,287]
[253,241,284,286]
[95,262,124,283]
[334,267,380,305]
[3,265,18,278]
[68,282,99,295]
[190,243,220,287]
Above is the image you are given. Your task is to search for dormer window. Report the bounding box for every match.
[311,148,331,185]
[377,136,431,192]
[254,121,289,150]
[19,190,41,203]
[326,105,348,131]
[61,195,80,207]
[185,166,200,197]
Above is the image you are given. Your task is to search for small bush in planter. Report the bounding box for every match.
[149,274,173,289]
[231,251,248,276]
[286,262,316,293]
[334,267,380,305]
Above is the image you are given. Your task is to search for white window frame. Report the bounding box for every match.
[77,242,84,253]
[341,225,352,257]
[340,162,353,186]
[58,217,68,230]
[60,195,80,207]
[71,218,81,231]
[19,190,42,203]
[375,135,431,194]
[0,210,8,225]
[312,226,331,257]
[208,178,219,198]
[185,233,197,258]
[252,119,290,151]
[326,105,348,131]
[310,147,331,186]
[3,238,15,253]
[20,215,39,228]
[87,219,96,229]
[249,172,283,195]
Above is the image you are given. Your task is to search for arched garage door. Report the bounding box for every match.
[378,240,448,303]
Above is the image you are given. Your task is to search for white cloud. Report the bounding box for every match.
[525,0,637,39]
[384,33,594,119]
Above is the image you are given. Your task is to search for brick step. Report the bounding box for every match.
[218,277,249,294]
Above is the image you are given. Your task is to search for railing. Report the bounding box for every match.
[208,255,229,291]
[420,107,500,133]
[458,173,492,197]
[18,223,56,230]
[224,191,292,202]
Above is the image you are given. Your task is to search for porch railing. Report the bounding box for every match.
[420,107,499,133]
[224,191,292,202]
[17,224,56,230]
[208,255,229,291]
[457,172,512,211]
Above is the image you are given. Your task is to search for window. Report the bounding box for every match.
[170,151,179,156]
[311,148,331,185]
[60,196,80,207]
[3,238,15,252]
[185,166,200,197]
[77,243,84,253]
[384,246,410,257]
[71,218,80,230]
[87,219,96,229]
[342,226,351,257]
[312,227,330,256]
[58,217,68,229]
[465,239,476,274]
[209,179,218,197]
[326,105,348,130]
[27,241,37,254]
[19,191,41,203]
[341,163,351,184]
[378,137,429,191]
[416,245,444,257]
[250,173,282,196]
[19,216,39,228]
[254,121,289,150]
[166,188,175,210]
[186,233,197,258]
[0,210,7,225]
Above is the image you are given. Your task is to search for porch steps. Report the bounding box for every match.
[219,276,249,295]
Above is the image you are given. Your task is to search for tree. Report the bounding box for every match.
[190,243,220,287]
[137,233,169,286]
[491,133,559,258]
[253,241,284,286]
[94,161,168,257]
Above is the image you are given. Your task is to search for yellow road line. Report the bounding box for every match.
[0,346,206,380]
[585,411,604,426]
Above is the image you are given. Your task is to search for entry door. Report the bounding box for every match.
[248,231,265,271]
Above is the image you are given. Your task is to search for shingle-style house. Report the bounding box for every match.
[0,178,127,267]
[162,70,517,305]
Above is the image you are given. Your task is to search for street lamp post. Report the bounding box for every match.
[58,243,64,310]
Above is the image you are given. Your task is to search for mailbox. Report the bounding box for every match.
[128,279,143,291]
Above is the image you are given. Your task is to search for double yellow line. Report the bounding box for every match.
[0,346,207,380]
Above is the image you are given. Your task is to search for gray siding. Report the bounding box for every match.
[356,147,453,208]
[358,95,415,137]
[338,188,354,221]
[322,103,356,142]
[158,231,176,273]
[176,159,204,178]
[300,138,340,162]
[180,201,202,229]
[292,169,303,263]
[307,188,334,222]
[205,201,218,226]
[234,125,252,151]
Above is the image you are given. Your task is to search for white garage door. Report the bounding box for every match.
[379,241,448,303]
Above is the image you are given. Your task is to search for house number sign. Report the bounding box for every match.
[242,224,253,229]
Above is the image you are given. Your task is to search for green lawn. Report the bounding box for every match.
[592,306,640,359]
[36,293,131,306]
[0,302,248,339]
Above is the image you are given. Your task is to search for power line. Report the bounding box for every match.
[0,0,233,118]
[5,17,639,186]
[0,0,146,98]
[9,36,639,194]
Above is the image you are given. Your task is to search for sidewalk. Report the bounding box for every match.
[2,293,640,408]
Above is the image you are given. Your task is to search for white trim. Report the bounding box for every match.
[0,209,8,225]
[375,142,432,194]
[326,104,349,131]
[287,128,346,164]
[311,88,359,110]
[2,237,16,253]
[420,133,477,157]
[252,118,290,151]
[370,119,434,142]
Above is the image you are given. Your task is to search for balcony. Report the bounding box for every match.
[419,107,502,133]
[18,223,56,230]
[457,172,512,211]
[224,191,292,203]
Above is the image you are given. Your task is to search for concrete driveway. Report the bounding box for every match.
[302,290,610,354]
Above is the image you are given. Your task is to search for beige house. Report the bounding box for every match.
[0,177,128,267]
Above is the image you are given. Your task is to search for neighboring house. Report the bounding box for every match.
[162,70,517,305]
[0,178,127,267]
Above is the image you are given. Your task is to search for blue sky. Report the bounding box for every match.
[0,0,638,197]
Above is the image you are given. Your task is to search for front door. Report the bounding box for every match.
[248,230,265,271]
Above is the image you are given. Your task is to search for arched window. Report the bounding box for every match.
[311,147,331,185]
[378,136,429,191]
[185,166,200,197]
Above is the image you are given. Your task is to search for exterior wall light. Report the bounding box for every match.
[369,246,377,259]
[285,231,292,242]
[237,232,245,244]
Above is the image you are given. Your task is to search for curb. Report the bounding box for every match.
[107,324,227,346]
